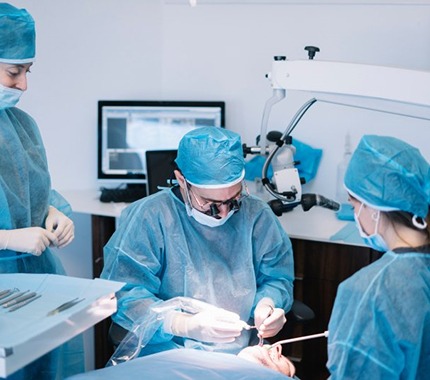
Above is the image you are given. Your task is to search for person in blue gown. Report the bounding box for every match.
[101,126,294,356]
[327,135,430,379]
[0,3,84,378]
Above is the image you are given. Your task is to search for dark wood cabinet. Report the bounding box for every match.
[273,238,383,380]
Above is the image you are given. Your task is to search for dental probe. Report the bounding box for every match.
[268,330,329,348]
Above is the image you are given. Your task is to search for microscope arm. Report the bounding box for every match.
[267,57,430,120]
[252,52,430,215]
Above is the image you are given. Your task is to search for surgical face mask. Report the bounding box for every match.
[354,203,389,252]
[0,83,23,109]
[183,184,237,228]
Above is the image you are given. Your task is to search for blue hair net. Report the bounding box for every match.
[0,3,35,63]
[344,135,430,218]
[175,127,245,188]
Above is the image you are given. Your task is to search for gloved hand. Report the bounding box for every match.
[254,297,286,338]
[0,228,58,256]
[45,206,75,248]
[164,307,246,343]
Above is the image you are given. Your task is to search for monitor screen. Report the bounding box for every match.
[145,149,178,195]
[97,100,225,183]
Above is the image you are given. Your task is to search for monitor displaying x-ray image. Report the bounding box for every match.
[97,100,225,184]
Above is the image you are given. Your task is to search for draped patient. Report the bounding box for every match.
[66,345,296,379]
[238,343,296,377]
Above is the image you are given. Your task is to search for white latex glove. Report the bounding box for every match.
[254,297,286,338]
[0,228,58,256]
[45,206,74,248]
[164,308,246,343]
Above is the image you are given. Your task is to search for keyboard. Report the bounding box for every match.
[99,186,147,203]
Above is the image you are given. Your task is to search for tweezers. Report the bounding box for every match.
[47,297,85,316]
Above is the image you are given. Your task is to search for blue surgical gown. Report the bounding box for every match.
[0,107,84,379]
[101,187,294,355]
[0,107,68,274]
[327,249,430,380]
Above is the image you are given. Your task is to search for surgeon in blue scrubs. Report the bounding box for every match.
[0,3,84,378]
[327,135,430,379]
[101,127,294,356]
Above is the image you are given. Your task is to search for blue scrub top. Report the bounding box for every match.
[327,249,430,379]
[0,107,67,274]
[101,187,294,355]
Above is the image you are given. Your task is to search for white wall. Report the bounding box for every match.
[160,1,430,197]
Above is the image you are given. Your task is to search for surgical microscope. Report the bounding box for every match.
[243,46,430,217]
[243,47,340,216]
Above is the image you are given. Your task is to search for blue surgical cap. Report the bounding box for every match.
[175,127,245,188]
[0,3,35,63]
[345,135,430,219]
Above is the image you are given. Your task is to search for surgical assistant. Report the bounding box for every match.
[0,3,83,378]
[327,135,430,379]
[101,127,294,356]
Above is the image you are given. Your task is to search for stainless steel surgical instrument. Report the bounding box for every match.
[8,294,42,312]
[2,292,37,308]
[0,290,29,306]
[0,289,14,300]
[47,297,85,316]
[242,324,265,346]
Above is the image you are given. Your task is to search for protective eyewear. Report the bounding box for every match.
[188,181,249,217]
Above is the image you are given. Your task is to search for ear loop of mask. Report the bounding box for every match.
[371,210,381,232]
[355,203,379,236]
[182,182,194,210]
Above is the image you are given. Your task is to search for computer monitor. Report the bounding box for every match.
[97,100,225,185]
[145,150,178,195]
